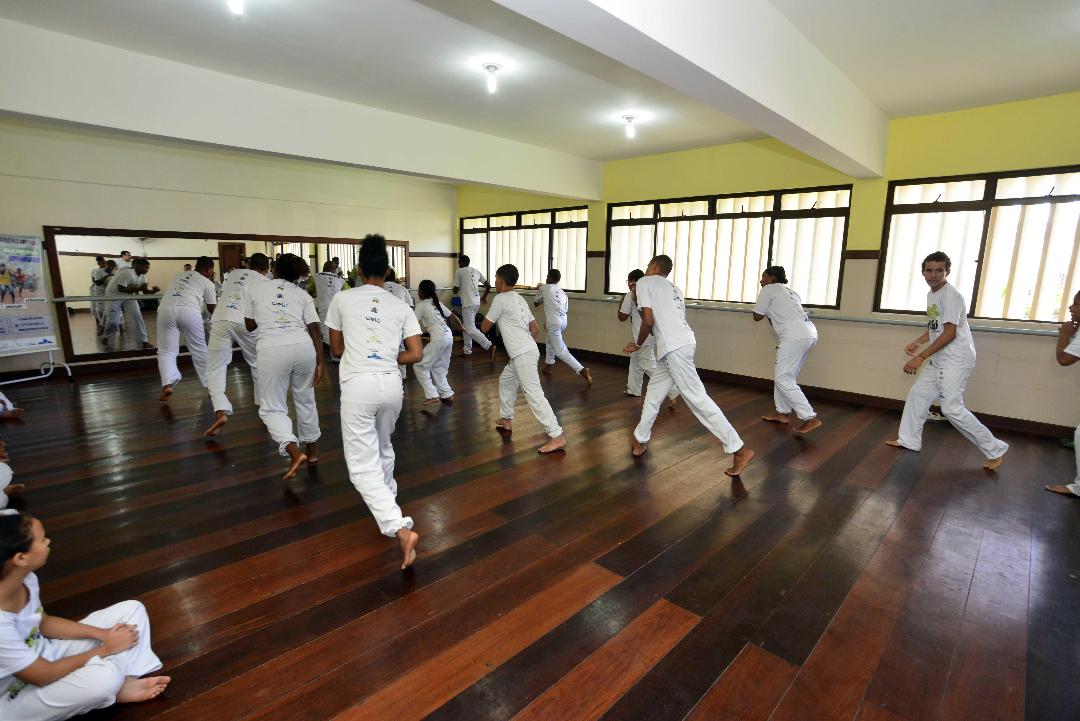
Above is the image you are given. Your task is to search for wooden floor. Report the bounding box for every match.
[3,353,1077,721]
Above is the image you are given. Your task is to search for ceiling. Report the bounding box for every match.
[769,0,1080,117]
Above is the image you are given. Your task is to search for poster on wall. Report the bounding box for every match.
[0,235,57,357]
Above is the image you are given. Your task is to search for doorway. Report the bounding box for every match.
[217,242,246,281]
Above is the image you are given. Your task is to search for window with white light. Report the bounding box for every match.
[459,206,588,291]
[605,186,851,307]
[876,166,1080,322]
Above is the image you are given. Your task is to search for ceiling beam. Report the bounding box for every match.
[492,0,888,178]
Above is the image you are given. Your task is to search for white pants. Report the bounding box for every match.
[316,304,331,347]
[1068,425,1080,495]
[206,320,259,415]
[104,299,148,343]
[340,374,413,536]
[90,288,105,323]
[460,305,491,353]
[544,324,584,373]
[773,337,817,421]
[627,341,680,401]
[897,364,1009,459]
[257,342,320,456]
[415,334,454,400]
[156,305,208,388]
[634,344,743,453]
[499,350,563,438]
[1,601,162,721]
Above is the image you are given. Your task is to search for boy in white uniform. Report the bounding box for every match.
[103,258,158,350]
[1047,289,1080,498]
[533,269,592,385]
[384,269,414,378]
[481,264,567,454]
[619,269,679,405]
[115,251,132,271]
[453,255,493,356]
[414,280,464,405]
[626,255,754,475]
[156,256,217,401]
[753,265,821,434]
[89,257,108,331]
[203,253,271,437]
[314,262,347,347]
[327,234,424,570]
[886,251,1008,470]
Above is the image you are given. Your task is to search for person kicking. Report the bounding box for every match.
[886,251,1008,470]
[1046,289,1080,498]
[625,254,753,476]
[533,269,591,385]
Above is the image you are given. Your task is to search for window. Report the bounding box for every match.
[459,206,588,291]
[877,165,1080,322]
[606,186,851,307]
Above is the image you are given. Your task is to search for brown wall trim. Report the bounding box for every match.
[410,252,459,258]
[843,250,880,260]
[59,251,220,261]
[586,250,605,258]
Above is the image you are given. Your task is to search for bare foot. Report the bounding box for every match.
[884,440,905,448]
[725,448,755,477]
[423,397,441,405]
[538,435,567,454]
[117,676,171,703]
[983,451,1006,471]
[762,412,789,424]
[494,418,513,432]
[440,396,454,404]
[631,439,648,457]
[541,364,553,375]
[0,409,22,419]
[203,411,228,437]
[397,528,419,570]
[793,417,823,435]
[5,484,25,496]
[306,442,319,464]
[1045,484,1079,496]
[580,367,593,386]
[490,345,498,363]
[282,443,306,480]
[159,385,173,402]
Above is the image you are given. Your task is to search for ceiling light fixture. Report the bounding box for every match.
[484,63,500,94]
[623,115,636,139]
[227,0,244,16]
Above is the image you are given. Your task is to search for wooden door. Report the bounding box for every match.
[217,243,246,281]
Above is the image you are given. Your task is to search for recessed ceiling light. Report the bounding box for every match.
[623,115,636,139]
[483,63,501,94]
[227,0,244,16]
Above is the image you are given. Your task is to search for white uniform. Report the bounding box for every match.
[533,283,584,373]
[384,282,414,378]
[0,574,162,721]
[326,285,422,536]
[206,269,268,415]
[156,271,216,389]
[414,298,455,401]
[89,268,107,323]
[314,272,346,346]
[632,275,743,453]
[1064,334,1080,496]
[896,282,1008,459]
[245,280,321,456]
[103,268,149,344]
[454,267,492,353]
[622,292,679,401]
[487,292,563,438]
[115,258,132,271]
[754,283,818,421]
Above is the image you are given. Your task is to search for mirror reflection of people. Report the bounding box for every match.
[182,264,192,272]
[104,258,159,350]
[90,257,109,331]
[116,251,132,270]
[95,261,117,336]
[156,257,217,402]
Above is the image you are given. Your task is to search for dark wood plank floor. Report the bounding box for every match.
[2,351,1077,721]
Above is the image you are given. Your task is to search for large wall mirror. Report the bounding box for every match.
[43,227,410,363]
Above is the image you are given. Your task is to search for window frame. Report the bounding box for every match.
[459,205,589,292]
[874,163,1080,322]
[603,183,853,309]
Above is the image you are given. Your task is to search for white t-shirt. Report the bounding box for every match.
[244,278,319,350]
[415,298,453,340]
[314,273,345,315]
[620,293,655,348]
[1065,332,1080,359]
[326,285,422,382]
[753,283,817,342]
[534,284,569,328]
[105,267,144,296]
[0,573,47,700]
[160,271,217,311]
[116,258,132,271]
[454,267,487,307]
[211,269,269,325]
[634,275,695,359]
[384,281,414,308]
[486,291,537,359]
[90,268,108,294]
[926,282,976,368]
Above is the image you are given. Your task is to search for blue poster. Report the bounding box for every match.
[0,235,57,356]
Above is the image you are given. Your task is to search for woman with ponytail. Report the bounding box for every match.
[326,234,424,569]
[413,280,464,405]
[0,514,168,719]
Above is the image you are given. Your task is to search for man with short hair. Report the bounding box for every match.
[533,268,591,385]
[104,257,158,349]
[886,251,1008,470]
[157,256,217,401]
[625,254,753,475]
[89,256,109,331]
[314,261,348,348]
[117,250,133,270]
[453,255,493,356]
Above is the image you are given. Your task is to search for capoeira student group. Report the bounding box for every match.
[5,243,1072,721]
